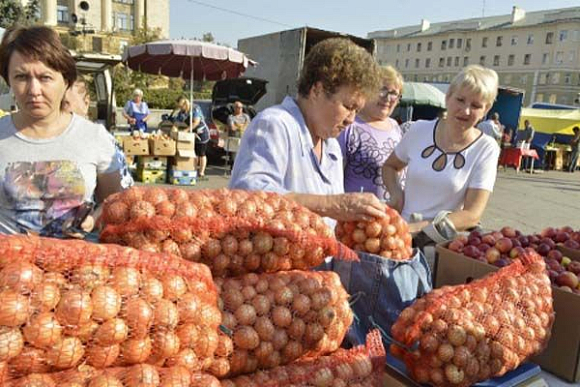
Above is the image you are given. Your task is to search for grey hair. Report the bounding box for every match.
[133,88,144,97]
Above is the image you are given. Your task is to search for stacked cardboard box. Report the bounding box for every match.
[137,156,168,184]
[169,132,197,185]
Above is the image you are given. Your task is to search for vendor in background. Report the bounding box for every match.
[477,112,503,144]
[382,65,501,248]
[569,126,580,173]
[63,77,134,190]
[227,101,251,138]
[229,38,386,224]
[122,88,150,133]
[520,119,535,146]
[0,25,124,237]
[338,65,405,202]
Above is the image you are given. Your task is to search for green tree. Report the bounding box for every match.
[0,0,40,28]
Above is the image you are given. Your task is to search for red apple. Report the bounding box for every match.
[555,232,571,243]
[509,247,526,259]
[547,270,559,283]
[477,243,491,253]
[494,258,511,268]
[528,235,540,245]
[561,226,574,234]
[463,245,481,259]
[564,240,580,250]
[541,227,557,239]
[455,235,469,245]
[517,236,530,248]
[567,261,580,275]
[448,240,464,252]
[540,238,556,249]
[481,234,496,246]
[500,226,517,238]
[469,230,483,239]
[556,271,579,289]
[492,231,503,241]
[547,249,563,261]
[571,232,580,243]
[511,239,522,248]
[546,258,564,273]
[495,238,513,254]
[537,243,552,257]
[467,236,481,246]
[485,247,501,264]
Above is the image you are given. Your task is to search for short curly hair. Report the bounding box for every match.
[297,38,381,99]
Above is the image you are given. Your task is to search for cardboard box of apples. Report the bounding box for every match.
[436,226,580,383]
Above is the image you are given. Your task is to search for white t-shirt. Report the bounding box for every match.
[394,119,500,221]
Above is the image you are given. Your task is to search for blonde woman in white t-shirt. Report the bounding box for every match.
[382,65,500,244]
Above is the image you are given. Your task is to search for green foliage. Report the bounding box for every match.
[0,0,40,28]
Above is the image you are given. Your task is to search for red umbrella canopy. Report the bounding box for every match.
[122,40,255,81]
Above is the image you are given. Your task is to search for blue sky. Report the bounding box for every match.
[169,0,580,47]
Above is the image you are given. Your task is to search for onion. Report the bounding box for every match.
[0,327,24,361]
[288,318,306,340]
[129,200,156,219]
[271,329,288,350]
[30,282,60,312]
[0,290,30,326]
[87,375,123,387]
[166,348,200,370]
[176,323,199,348]
[272,306,292,328]
[56,289,93,326]
[215,334,233,357]
[254,316,275,341]
[253,233,273,254]
[193,326,219,358]
[85,343,119,368]
[0,261,43,293]
[176,293,199,322]
[91,286,121,321]
[43,272,67,287]
[64,320,99,343]
[153,330,181,358]
[153,299,179,329]
[123,298,153,338]
[235,304,257,325]
[23,312,63,348]
[190,373,221,387]
[351,354,373,378]
[71,264,110,289]
[109,267,141,297]
[251,294,271,316]
[46,336,85,369]
[14,374,56,387]
[162,275,187,301]
[233,326,260,350]
[123,364,160,386]
[121,336,152,364]
[8,347,50,375]
[141,276,164,303]
[94,318,129,346]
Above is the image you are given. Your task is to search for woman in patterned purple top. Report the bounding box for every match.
[338,66,405,202]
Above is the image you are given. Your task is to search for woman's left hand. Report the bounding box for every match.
[327,193,387,222]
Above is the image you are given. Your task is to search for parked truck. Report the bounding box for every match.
[238,27,375,111]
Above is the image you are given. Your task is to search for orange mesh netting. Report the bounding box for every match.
[221,330,385,387]
[390,249,554,386]
[99,187,358,276]
[0,235,221,383]
[208,270,353,379]
[335,206,413,261]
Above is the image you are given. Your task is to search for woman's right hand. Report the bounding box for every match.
[327,193,387,222]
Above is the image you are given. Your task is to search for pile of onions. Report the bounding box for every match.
[390,250,554,386]
[4,364,221,387]
[211,270,352,378]
[0,235,221,383]
[222,330,384,387]
[335,206,413,260]
[100,188,357,276]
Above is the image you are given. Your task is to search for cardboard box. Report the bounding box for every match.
[137,156,168,171]
[172,156,196,171]
[171,132,195,156]
[149,138,176,156]
[436,244,580,382]
[137,169,166,184]
[123,138,149,156]
[557,244,580,261]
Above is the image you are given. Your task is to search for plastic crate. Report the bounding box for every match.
[137,156,168,171]
[169,169,197,179]
[170,175,197,186]
[138,169,167,184]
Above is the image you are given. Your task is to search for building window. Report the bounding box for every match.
[465,38,471,52]
[505,74,512,84]
[405,59,409,68]
[559,30,568,41]
[555,51,563,64]
[441,40,447,50]
[415,58,420,68]
[511,35,518,45]
[425,58,431,68]
[496,36,503,47]
[527,34,534,44]
[508,54,514,66]
[463,56,469,66]
[446,57,452,66]
[565,73,571,84]
[407,43,411,52]
[454,56,459,66]
[57,4,69,23]
[114,0,134,3]
[427,41,432,51]
[479,56,486,65]
[524,54,531,65]
[552,73,560,84]
[545,32,554,44]
[417,42,422,52]
[482,37,488,48]
[549,94,557,104]
[540,73,549,85]
[493,55,500,66]
[114,12,133,31]
[439,58,444,67]
[449,38,455,49]
[542,53,549,65]
[396,44,400,53]
[536,93,544,102]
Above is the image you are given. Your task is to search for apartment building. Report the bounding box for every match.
[25,0,169,54]
[369,6,580,106]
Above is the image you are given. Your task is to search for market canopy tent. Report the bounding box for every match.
[400,82,446,108]
[519,108,580,135]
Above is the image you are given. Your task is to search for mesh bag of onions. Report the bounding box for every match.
[0,235,222,383]
[221,329,385,387]
[335,206,413,260]
[209,270,353,378]
[100,187,358,277]
[4,364,221,387]
[389,249,554,386]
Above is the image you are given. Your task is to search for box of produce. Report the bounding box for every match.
[149,136,176,156]
[137,169,167,184]
[137,156,168,171]
[122,137,149,156]
[435,227,580,382]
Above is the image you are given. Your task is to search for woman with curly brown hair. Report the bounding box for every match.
[229,38,386,225]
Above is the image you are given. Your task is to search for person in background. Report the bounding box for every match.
[227,101,251,138]
[477,112,503,143]
[0,25,124,237]
[122,88,150,133]
[338,65,404,202]
[521,119,535,146]
[229,38,386,225]
[569,126,580,173]
[382,65,501,248]
[63,77,134,189]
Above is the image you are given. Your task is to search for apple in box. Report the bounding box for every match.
[556,271,579,289]
[495,237,513,254]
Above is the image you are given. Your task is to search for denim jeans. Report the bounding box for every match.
[332,249,432,346]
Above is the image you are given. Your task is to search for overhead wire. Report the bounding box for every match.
[183,0,293,28]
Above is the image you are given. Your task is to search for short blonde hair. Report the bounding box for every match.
[447,65,498,107]
[177,96,190,112]
[133,88,144,97]
[381,65,404,91]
